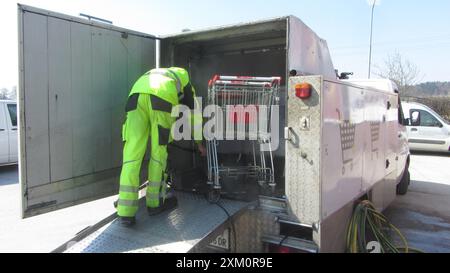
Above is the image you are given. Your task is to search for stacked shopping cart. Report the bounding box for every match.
[206,75,281,202]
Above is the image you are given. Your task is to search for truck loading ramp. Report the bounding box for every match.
[59,192,249,253]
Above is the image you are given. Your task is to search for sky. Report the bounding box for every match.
[1,0,450,89]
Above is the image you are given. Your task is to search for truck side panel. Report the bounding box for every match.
[320,79,400,220]
[19,5,157,217]
[321,80,365,219]
[361,90,386,193]
[285,76,400,237]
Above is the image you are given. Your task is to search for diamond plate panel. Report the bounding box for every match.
[65,192,248,253]
[285,76,322,225]
[233,209,279,253]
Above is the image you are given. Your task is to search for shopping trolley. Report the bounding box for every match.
[205,75,281,201]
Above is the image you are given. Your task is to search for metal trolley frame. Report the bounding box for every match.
[206,75,281,201]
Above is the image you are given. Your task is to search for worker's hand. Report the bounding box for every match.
[197,143,207,157]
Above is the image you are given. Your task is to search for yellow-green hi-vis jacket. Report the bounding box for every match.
[117,67,202,217]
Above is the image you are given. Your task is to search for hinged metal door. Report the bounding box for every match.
[18,4,158,217]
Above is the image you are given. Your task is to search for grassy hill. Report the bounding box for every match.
[402,82,450,121]
[407,81,450,97]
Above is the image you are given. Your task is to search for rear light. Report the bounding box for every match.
[295,83,312,99]
[270,245,292,253]
[268,244,302,253]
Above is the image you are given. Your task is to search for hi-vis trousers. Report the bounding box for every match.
[117,93,175,217]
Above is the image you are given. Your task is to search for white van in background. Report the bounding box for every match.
[0,100,18,166]
[402,102,450,153]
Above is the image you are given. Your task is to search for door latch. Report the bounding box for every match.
[284,127,299,148]
[285,127,294,141]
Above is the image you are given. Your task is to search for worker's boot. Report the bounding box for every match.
[147,194,178,216]
[119,216,136,227]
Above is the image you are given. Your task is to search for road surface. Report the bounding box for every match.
[0,165,116,252]
[0,152,449,252]
[385,152,450,253]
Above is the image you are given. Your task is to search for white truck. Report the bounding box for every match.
[18,4,410,253]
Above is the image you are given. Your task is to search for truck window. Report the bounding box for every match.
[7,104,17,127]
[411,109,441,127]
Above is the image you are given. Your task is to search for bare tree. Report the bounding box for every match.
[0,87,17,100]
[375,52,422,95]
[0,88,9,100]
[9,86,17,100]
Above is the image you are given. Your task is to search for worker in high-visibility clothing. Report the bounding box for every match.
[117,67,205,227]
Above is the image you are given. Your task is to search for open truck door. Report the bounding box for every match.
[18,4,157,218]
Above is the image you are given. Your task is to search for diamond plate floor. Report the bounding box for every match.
[65,192,248,253]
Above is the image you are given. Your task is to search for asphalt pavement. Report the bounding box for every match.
[0,152,449,253]
[0,165,117,252]
[385,152,450,253]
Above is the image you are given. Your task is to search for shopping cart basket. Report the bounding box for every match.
[205,75,281,201]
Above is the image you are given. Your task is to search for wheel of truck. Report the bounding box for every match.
[396,168,410,195]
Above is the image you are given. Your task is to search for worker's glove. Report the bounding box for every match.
[197,143,207,157]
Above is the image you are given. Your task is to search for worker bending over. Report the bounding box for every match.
[117,67,205,227]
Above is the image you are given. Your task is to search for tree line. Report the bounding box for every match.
[375,52,450,122]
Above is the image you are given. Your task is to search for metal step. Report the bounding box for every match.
[63,191,249,253]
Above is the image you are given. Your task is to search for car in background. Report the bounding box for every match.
[0,100,18,166]
[402,102,450,153]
